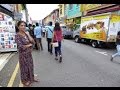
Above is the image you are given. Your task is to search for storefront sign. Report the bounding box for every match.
[0,4,14,12]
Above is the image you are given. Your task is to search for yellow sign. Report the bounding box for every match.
[81,4,102,11]
[111,14,120,23]
[80,14,110,41]
[81,14,110,23]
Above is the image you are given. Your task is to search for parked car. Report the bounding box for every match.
[73,24,81,43]
[61,26,73,39]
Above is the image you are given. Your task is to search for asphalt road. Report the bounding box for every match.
[0,38,120,87]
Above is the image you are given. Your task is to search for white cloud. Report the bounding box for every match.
[26,4,59,20]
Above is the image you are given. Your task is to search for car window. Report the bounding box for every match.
[61,26,66,29]
[74,25,80,31]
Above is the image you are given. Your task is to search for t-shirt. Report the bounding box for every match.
[53,29,62,42]
[29,29,34,38]
[34,26,42,38]
[116,31,120,45]
[46,26,54,39]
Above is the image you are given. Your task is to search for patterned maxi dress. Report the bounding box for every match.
[15,34,34,83]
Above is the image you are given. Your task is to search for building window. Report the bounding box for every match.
[69,4,73,10]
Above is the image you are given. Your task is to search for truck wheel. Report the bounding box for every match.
[74,36,79,43]
[91,41,98,48]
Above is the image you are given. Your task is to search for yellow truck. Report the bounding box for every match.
[78,12,120,48]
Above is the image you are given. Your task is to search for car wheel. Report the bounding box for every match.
[74,36,79,43]
[91,41,98,48]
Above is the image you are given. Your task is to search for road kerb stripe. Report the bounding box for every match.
[7,61,19,87]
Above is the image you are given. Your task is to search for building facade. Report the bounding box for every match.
[65,4,82,28]
[58,4,66,25]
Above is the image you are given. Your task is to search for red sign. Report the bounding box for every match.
[0,13,4,21]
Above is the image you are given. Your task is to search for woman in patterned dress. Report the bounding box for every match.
[15,21,38,86]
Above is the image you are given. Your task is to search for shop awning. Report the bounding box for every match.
[0,5,14,18]
[86,5,120,16]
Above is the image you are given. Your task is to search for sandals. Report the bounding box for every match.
[23,81,31,87]
[59,56,62,63]
[55,57,58,60]
[32,79,39,82]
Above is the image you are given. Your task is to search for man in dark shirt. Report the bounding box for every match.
[28,24,34,38]
[111,31,120,61]
[28,24,38,50]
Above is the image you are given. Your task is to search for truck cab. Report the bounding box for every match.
[73,24,81,43]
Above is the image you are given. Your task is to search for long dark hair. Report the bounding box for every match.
[17,21,26,27]
[54,22,61,31]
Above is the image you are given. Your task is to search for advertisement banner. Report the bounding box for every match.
[80,14,110,41]
[107,14,120,42]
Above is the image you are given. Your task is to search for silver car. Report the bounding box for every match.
[61,26,73,39]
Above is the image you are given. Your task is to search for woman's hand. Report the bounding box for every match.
[24,43,33,48]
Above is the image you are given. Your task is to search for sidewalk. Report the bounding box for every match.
[0,52,15,71]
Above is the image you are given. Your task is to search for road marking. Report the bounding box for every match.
[7,61,19,87]
[0,53,13,71]
[19,80,23,87]
[95,51,108,56]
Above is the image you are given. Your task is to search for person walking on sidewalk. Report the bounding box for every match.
[52,22,63,63]
[28,24,37,50]
[15,21,38,87]
[46,22,54,54]
[34,23,43,51]
[111,31,120,61]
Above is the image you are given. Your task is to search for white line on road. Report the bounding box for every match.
[95,51,108,56]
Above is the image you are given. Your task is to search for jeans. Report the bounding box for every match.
[54,41,62,57]
[47,38,53,53]
[112,45,120,58]
[36,38,43,50]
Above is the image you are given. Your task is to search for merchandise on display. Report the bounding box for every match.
[0,13,17,52]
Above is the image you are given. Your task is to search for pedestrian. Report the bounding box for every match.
[28,24,36,49]
[46,22,54,55]
[42,26,45,37]
[32,25,38,50]
[52,22,63,63]
[15,21,38,86]
[34,23,43,51]
[111,31,120,61]
[28,24,34,39]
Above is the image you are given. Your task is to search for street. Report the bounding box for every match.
[0,38,120,87]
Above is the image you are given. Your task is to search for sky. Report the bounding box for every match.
[26,4,59,20]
